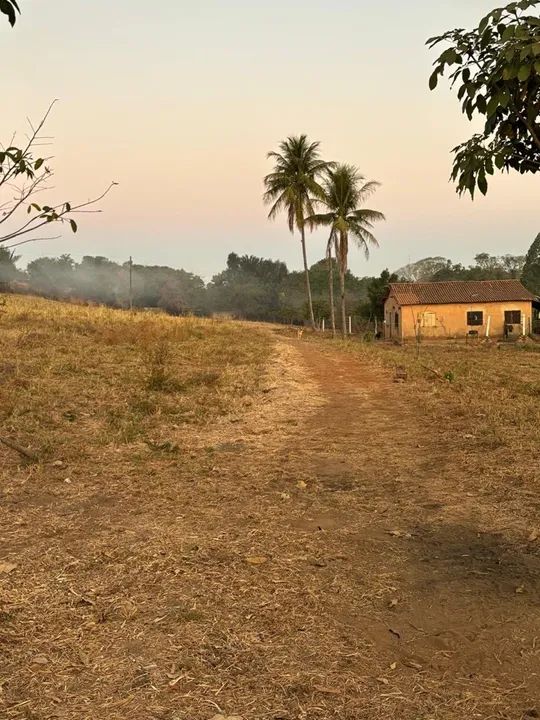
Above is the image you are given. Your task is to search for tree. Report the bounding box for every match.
[428,0,540,197]
[208,252,289,320]
[396,256,450,281]
[1,103,116,253]
[501,253,526,276]
[73,256,123,305]
[26,254,75,298]
[263,135,330,329]
[0,247,21,290]
[325,234,337,336]
[366,269,398,322]
[0,0,19,26]
[522,232,540,294]
[307,165,385,339]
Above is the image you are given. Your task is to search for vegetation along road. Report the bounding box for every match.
[2,295,540,720]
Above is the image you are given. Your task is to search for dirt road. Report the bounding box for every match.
[3,336,540,720]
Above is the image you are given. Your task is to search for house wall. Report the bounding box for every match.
[384,296,402,340]
[384,299,532,340]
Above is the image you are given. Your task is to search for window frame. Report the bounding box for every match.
[467,310,484,327]
[418,311,436,328]
[504,310,522,325]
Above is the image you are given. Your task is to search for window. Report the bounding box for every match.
[418,312,436,328]
[467,311,483,326]
[395,312,399,329]
[505,310,521,325]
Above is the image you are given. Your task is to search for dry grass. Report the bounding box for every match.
[0,295,285,720]
[332,336,540,530]
[3,302,540,720]
[0,295,271,454]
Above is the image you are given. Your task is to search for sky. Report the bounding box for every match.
[0,0,538,280]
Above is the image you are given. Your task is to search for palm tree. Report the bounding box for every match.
[263,135,329,330]
[308,165,385,339]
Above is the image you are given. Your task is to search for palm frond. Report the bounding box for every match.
[305,212,335,227]
[347,208,386,224]
[357,180,381,200]
[349,223,380,259]
[263,134,332,235]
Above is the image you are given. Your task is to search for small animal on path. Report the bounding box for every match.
[297,328,304,340]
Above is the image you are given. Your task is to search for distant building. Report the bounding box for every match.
[384,280,535,340]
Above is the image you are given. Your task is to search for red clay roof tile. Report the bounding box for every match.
[388,280,535,306]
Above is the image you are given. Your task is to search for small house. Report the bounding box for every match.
[384,279,535,340]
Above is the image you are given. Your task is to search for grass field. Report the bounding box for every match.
[338,336,540,523]
[0,295,277,720]
[2,298,540,720]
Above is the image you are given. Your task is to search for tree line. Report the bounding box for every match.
[2,241,539,325]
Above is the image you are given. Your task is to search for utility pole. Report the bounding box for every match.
[129,256,133,312]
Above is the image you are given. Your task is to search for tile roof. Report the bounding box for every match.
[388,280,535,306]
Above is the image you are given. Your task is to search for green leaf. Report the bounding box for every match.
[65,202,71,212]
[69,219,78,233]
[478,170,488,196]
[476,94,487,113]
[502,25,516,41]
[481,28,493,48]
[535,60,540,73]
[439,48,458,65]
[34,158,44,170]
[31,203,41,212]
[518,64,531,81]
[0,0,20,27]
[486,96,500,117]
[429,69,439,90]
[515,25,530,39]
[478,13,491,34]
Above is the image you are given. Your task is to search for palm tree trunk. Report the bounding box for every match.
[326,233,336,337]
[335,234,347,339]
[339,266,347,340]
[300,224,316,330]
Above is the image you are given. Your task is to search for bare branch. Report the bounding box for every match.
[0,181,118,245]
[4,235,61,249]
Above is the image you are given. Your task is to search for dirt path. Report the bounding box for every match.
[283,340,540,719]
[3,336,540,720]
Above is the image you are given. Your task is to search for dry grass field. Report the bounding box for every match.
[2,297,540,720]
[340,336,540,514]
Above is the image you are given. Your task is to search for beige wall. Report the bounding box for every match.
[384,299,532,340]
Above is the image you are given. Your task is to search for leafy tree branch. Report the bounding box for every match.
[1,102,117,247]
[428,0,540,197]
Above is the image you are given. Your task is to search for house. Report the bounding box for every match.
[384,279,535,340]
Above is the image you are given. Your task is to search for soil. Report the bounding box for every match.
[2,336,540,720]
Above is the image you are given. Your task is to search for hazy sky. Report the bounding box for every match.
[1,1,538,279]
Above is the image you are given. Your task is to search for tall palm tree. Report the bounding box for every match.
[308,165,385,339]
[263,135,329,330]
